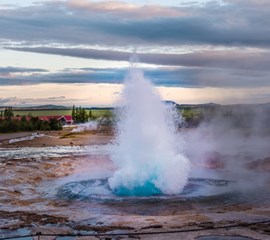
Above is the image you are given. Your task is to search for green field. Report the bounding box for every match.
[13,109,111,118]
[180,108,203,119]
[13,108,198,120]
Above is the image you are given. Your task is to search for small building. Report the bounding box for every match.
[57,115,74,125]
[1,115,74,126]
[38,115,73,125]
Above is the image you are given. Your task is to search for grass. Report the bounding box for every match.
[13,109,112,118]
[180,108,203,119]
[13,110,71,117]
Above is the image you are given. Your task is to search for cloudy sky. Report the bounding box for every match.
[1,0,270,107]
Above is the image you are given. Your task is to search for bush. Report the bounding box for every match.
[0,116,62,133]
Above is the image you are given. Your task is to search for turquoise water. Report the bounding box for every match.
[56,178,233,201]
[112,180,162,196]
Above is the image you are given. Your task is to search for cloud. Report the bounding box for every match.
[67,0,186,19]
[0,0,270,47]
[226,0,270,8]
[0,66,47,73]
[0,66,48,79]
[0,97,17,104]
[7,47,270,72]
[0,96,87,107]
[1,0,270,98]
[0,83,123,107]
[1,66,270,89]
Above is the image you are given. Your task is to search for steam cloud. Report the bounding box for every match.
[108,64,190,195]
[183,104,270,193]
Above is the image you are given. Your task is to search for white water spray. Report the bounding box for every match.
[108,63,190,196]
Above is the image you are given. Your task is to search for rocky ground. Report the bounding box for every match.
[0,128,269,239]
[0,127,113,148]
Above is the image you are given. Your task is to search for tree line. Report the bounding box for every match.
[71,105,93,123]
[0,107,14,118]
[0,107,62,132]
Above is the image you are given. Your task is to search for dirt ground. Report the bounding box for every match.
[0,127,113,148]
[0,128,270,239]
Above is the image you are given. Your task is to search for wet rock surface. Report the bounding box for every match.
[0,130,270,239]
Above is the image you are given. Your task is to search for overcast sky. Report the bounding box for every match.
[1,0,270,106]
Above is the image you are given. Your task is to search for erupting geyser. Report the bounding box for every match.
[108,62,190,196]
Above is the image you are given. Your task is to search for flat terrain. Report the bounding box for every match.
[0,127,113,147]
[0,132,34,141]
[0,127,269,239]
[13,109,111,117]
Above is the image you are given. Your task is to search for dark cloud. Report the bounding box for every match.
[5,47,130,63]
[1,66,270,89]
[7,47,270,72]
[0,66,47,73]
[1,0,270,93]
[0,0,270,47]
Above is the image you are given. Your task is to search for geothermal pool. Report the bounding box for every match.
[1,143,265,212]
[1,143,268,207]
[0,140,270,239]
[55,177,233,200]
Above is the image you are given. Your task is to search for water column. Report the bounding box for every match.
[109,64,190,196]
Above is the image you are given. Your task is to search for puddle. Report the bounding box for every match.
[0,228,31,240]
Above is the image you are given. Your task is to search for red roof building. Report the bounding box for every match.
[57,115,74,125]
[1,115,74,125]
[39,115,74,125]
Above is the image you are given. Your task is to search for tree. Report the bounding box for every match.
[88,110,92,120]
[49,118,62,130]
[72,105,90,123]
[30,116,39,130]
[75,107,79,122]
[71,105,76,120]
[82,108,87,122]
[4,107,14,118]
[78,106,82,122]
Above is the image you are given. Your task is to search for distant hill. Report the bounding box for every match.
[178,103,220,108]
[163,100,180,107]
[3,102,270,111]
[23,105,71,110]
[9,105,71,110]
[11,105,114,111]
